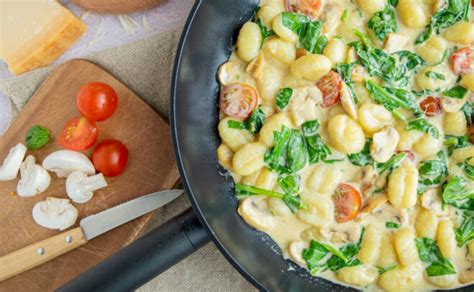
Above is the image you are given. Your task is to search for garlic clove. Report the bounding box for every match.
[32,197,78,230]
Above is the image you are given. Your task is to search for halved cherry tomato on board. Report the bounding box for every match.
[451,48,474,75]
[316,71,342,107]
[77,82,118,122]
[285,0,324,20]
[92,139,128,177]
[332,183,362,223]
[219,83,258,118]
[419,96,441,117]
[59,117,99,151]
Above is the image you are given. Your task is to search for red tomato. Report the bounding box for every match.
[285,0,324,20]
[77,82,118,122]
[59,117,99,151]
[419,96,441,117]
[332,183,362,223]
[92,139,128,177]
[219,83,258,118]
[451,48,474,75]
[316,71,342,107]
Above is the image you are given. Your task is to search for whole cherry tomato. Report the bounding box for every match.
[92,139,128,177]
[77,82,118,122]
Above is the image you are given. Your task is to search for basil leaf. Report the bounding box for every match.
[302,120,333,164]
[444,135,471,155]
[347,139,374,166]
[442,176,474,210]
[444,85,468,99]
[235,184,305,213]
[415,237,457,276]
[425,71,446,80]
[406,118,440,139]
[455,214,474,247]
[386,222,401,229]
[368,6,398,41]
[25,125,52,150]
[276,88,294,110]
[265,126,308,174]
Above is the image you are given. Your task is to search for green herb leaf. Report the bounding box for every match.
[443,85,468,99]
[458,158,474,180]
[336,62,358,103]
[281,12,323,53]
[326,228,365,272]
[302,241,332,275]
[377,265,397,274]
[302,120,333,164]
[376,152,406,174]
[347,139,374,166]
[444,135,471,155]
[455,214,474,247]
[386,222,401,229]
[406,118,440,139]
[314,35,328,54]
[415,237,457,276]
[418,151,448,192]
[265,126,308,174]
[25,125,52,150]
[227,120,247,130]
[256,18,275,42]
[227,106,266,134]
[368,6,398,41]
[278,173,301,195]
[425,71,446,80]
[341,9,349,23]
[389,0,399,6]
[276,88,294,110]
[442,176,474,210]
[461,101,474,126]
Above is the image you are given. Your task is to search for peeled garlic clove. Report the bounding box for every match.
[32,197,78,230]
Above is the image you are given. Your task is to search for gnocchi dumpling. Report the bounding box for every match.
[232,142,267,176]
[414,209,438,238]
[378,264,423,291]
[397,0,430,28]
[272,13,298,43]
[394,228,420,266]
[388,162,419,210]
[376,232,399,268]
[444,111,468,136]
[296,195,334,227]
[305,164,341,195]
[218,117,255,152]
[337,264,378,286]
[290,54,332,81]
[436,220,457,260]
[443,21,474,45]
[259,112,293,147]
[262,38,296,64]
[237,22,262,62]
[327,114,365,154]
[416,36,448,64]
[358,103,394,135]
[460,73,474,92]
[323,38,347,67]
[358,224,382,264]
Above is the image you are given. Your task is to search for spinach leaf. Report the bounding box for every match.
[281,12,308,35]
[455,214,474,247]
[228,106,266,134]
[276,88,294,110]
[265,126,308,174]
[458,158,474,180]
[25,125,52,150]
[368,6,398,41]
[389,0,399,6]
[365,80,421,120]
[444,135,471,155]
[256,18,275,42]
[386,222,401,229]
[278,173,301,195]
[416,0,470,44]
[443,85,468,99]
[336,62,358,103]
[418,151,448,192]
[406,118,440,138]
[235,184,305,212]
[442,176,474,210]
[281,12,323,53]
[302,240,332,275]
[326,228,365,272]
[302,120,333,164]
[461,102,474,126]
[377,265,397,274]
[376,152,406,174]
[415,237,457,276]
[314,35,328,54]
[341,9,349,23]
[425,71,446,80]
[347,139,374,166]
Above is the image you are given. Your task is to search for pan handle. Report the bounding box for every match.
[57,208,209,292]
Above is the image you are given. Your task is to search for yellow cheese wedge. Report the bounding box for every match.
[0,0,87,75]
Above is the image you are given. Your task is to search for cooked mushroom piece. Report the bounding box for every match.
[66,171,107,203]
[42,150,95,178]
[0,143,27,181]
[32,197,78,230]
[17,155,51,197]
[288,241,309,267]
[238,196,276,232]
[340,83,358,120]
[218,61,246,86]
[371,127,400,163]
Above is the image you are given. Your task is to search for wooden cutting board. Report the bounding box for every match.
[71,0,164,14]
[0,59,180,291]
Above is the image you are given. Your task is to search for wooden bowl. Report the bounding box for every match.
[71,0,165,14]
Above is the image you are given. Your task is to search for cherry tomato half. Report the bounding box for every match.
[77,82,118,122]
[316,71,342,107]
[219,83,258,118]
[92,139,128,177]
[59,117,99,151]
[451,48,474,75]
[285,0,324,20]
[419,96,441,117]
[332,183,362,223]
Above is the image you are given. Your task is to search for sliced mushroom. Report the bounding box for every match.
[32,197,78,230]
[17,155,51,197]
[238,196,276,232]
[42,150,95,178]
[362,194,388,213]
[340,83,358,120]
[288,241,309,267]
[320,3,343,37]
[0,143,27,181]
[287,85,323,126]
[357,165,377,196]
[371,127,400,163]
[460,268,474,284]
[246,52,266,79]
[66,171,107,203]
[384,33,408,54]
[218,61,246,86]
[441,96,468,113]
[420,189,449,216]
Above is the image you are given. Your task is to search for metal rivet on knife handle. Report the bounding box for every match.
[65,235,72,243]
[37,248,45,255]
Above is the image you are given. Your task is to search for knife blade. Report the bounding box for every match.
[0,189,183,282]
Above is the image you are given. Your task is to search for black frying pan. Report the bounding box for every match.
[58,1,473,291]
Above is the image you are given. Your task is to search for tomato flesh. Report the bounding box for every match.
[92,139,128,177]
[332,183,362,223]
[316,71,342,107]
[220,83,258,118]
[419,96,441,117]
[59,117,99,151]
[77,82,118,122]
[451,48,474,75]
[285,0,324,20]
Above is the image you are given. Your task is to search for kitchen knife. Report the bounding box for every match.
[0,189,183,281]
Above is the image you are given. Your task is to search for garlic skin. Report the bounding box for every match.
[42,150,95,178]
[17,155,51,197]
[32,197,78,230]
[0,143,27,181]
[66,171,107,203]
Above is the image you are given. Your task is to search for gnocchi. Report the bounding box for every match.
[327,114,365,154]
[232,142,267,176]
[236,22,262,62]
[290,54,332,81]
[394,228,420,266]
[388,162,419,209]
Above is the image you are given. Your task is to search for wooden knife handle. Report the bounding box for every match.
[0,227,87,281]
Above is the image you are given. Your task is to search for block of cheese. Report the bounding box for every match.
[0,0,87,75]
